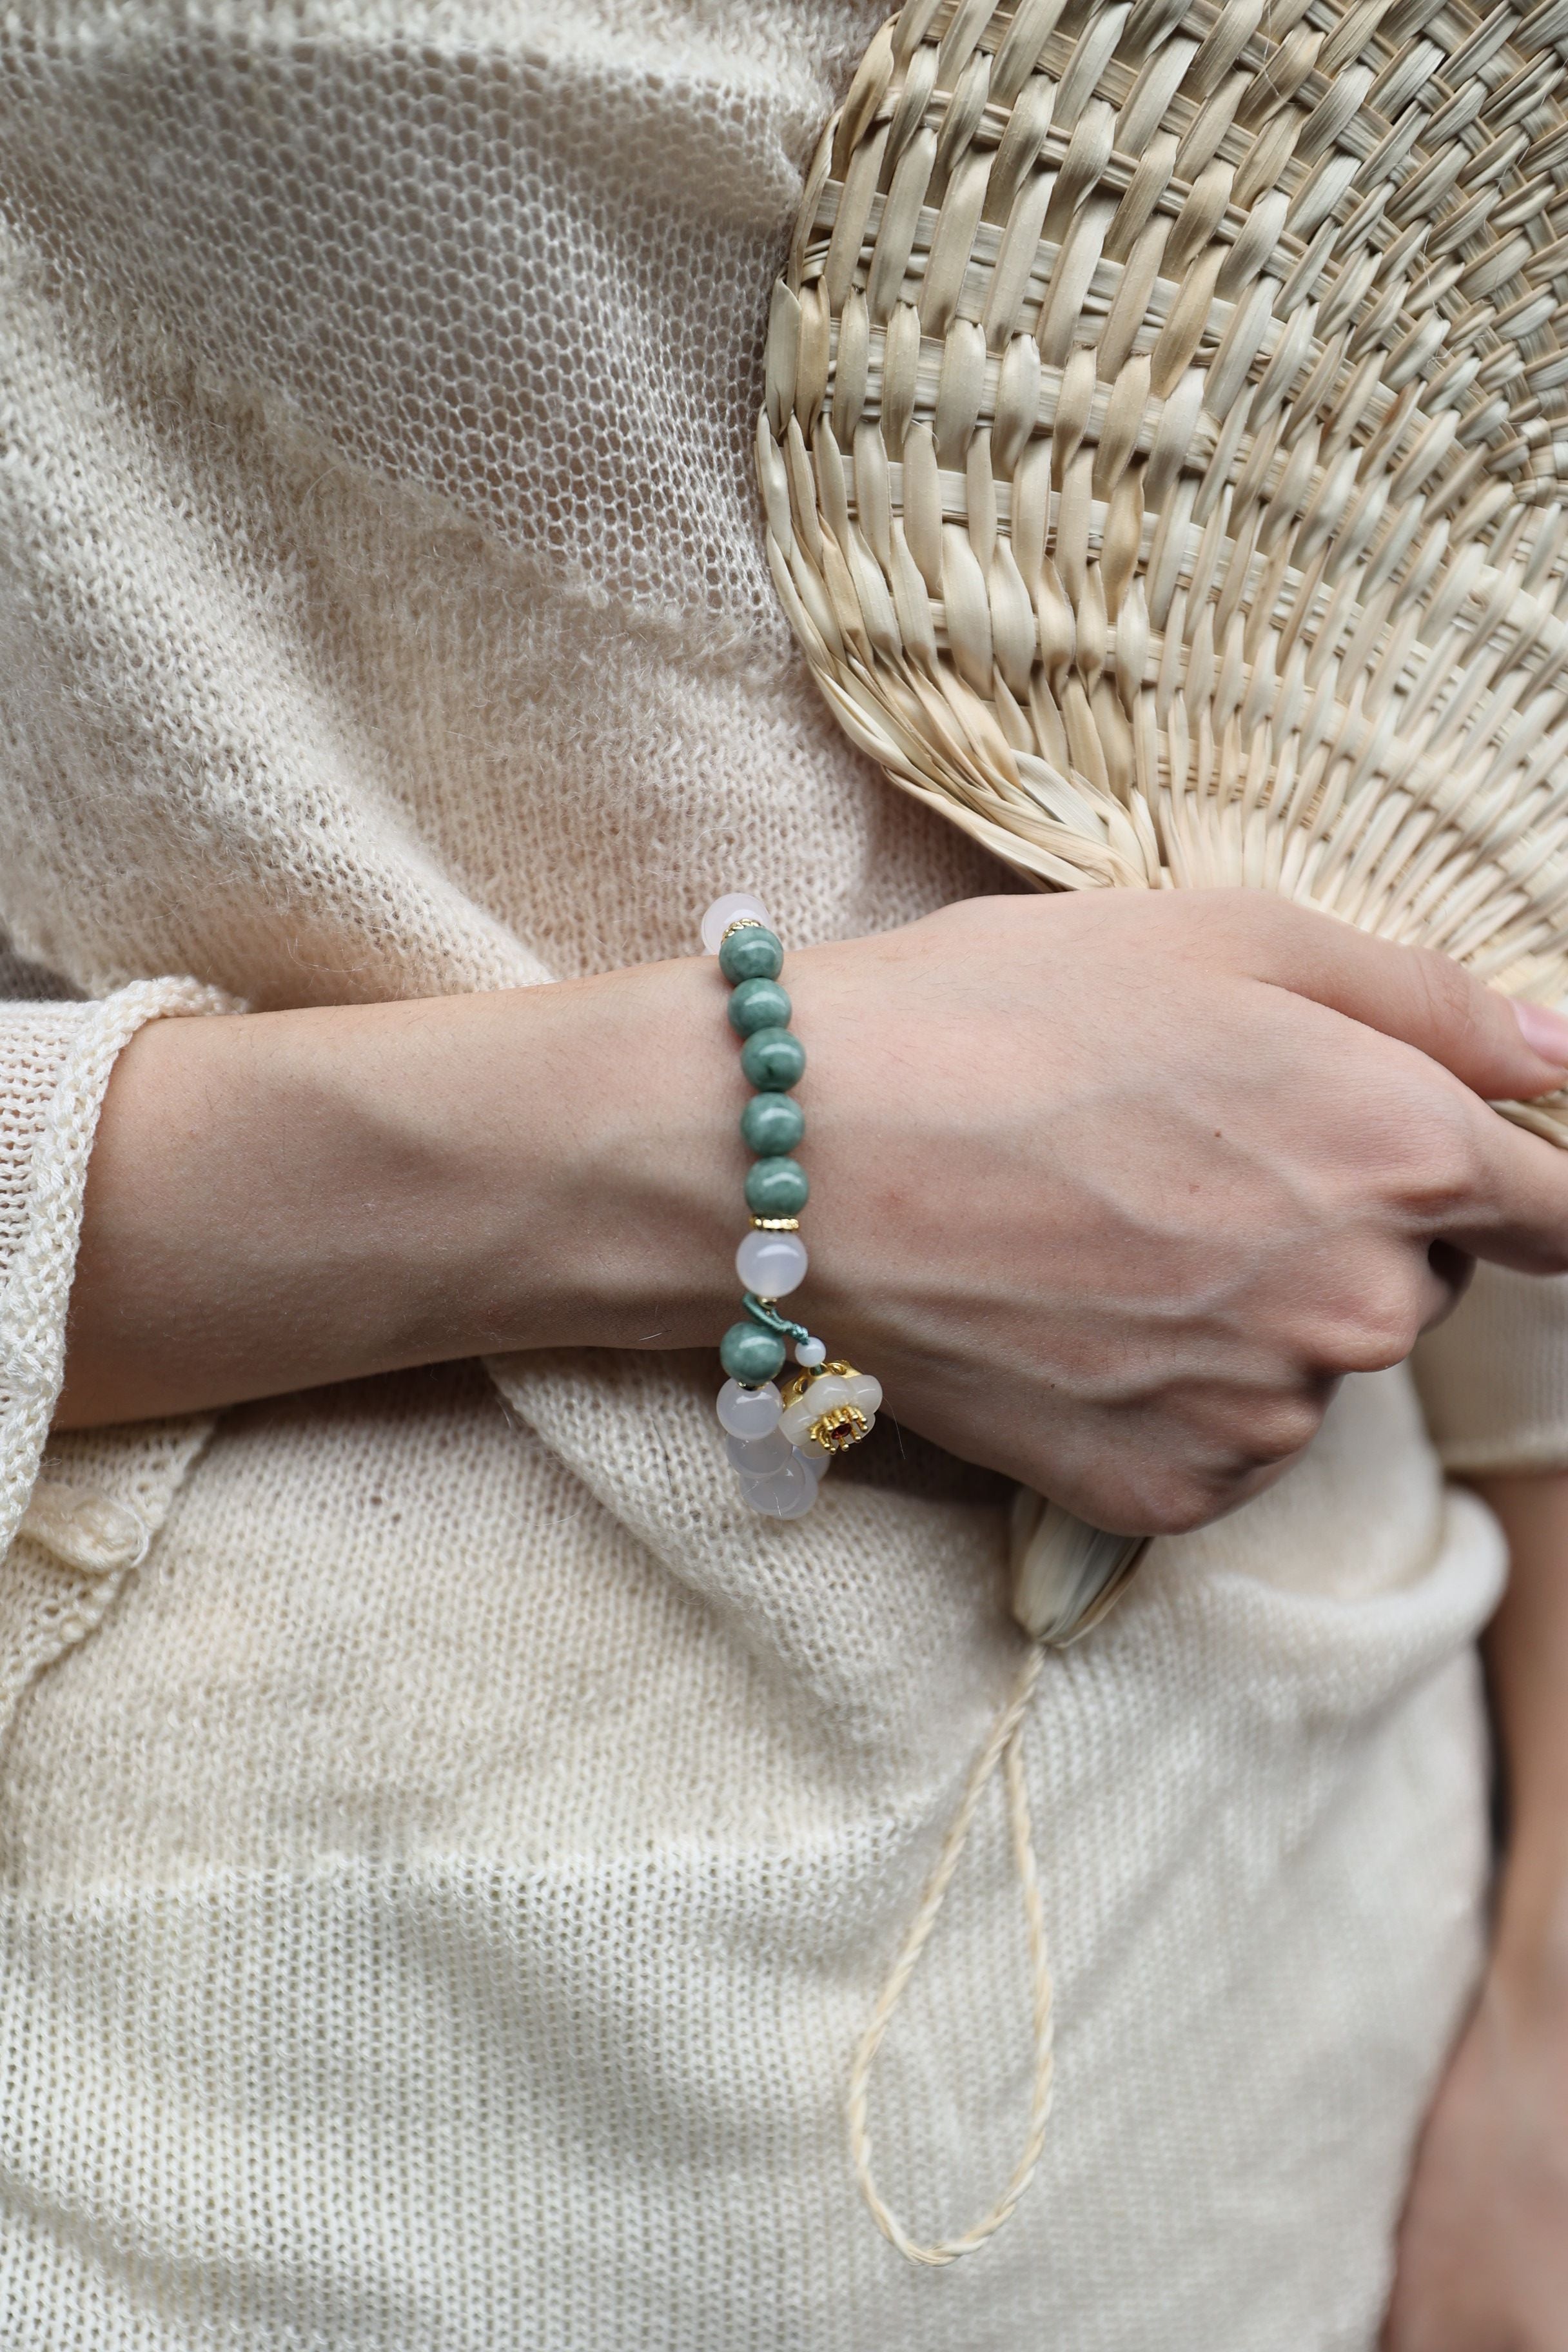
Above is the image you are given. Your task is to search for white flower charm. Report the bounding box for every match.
[779,1364,882,1454]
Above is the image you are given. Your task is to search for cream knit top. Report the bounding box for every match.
[1,5,1565,2344]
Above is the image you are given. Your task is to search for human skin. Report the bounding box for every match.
[55,883,1568,2325]
[55,887,1568,1534]
[1385,1468,1568,2352]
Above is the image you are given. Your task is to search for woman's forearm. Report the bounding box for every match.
[51,892,1568,1530]
[1473,1472,1568,1990]
[55,955,741,1426]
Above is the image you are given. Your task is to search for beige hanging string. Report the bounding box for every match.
[847,1638,1054,2266]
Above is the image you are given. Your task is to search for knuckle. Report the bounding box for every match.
[1139,1480,1225,1537]
[1095,1378,1335,1534]
[1072,1458,1207,1538]
[1329,1288,1423,1374]
[1293,1251,1426,1374]
[1417,1150,1483,1229]
[1412,943,1476,1041]
[1337,1326,1406,1376]
[1119,1458,1239,1538]
[1411,947,1519,1088]
[1236,1394,1324,1465]
[1382,1077,1485,1217]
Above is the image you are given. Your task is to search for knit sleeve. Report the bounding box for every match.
[1410,1261,1568,1477]
[0,970,233,1725]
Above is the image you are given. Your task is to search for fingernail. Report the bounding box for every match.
[1512,998,1568,1067]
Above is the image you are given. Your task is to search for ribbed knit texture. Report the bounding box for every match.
[1413,1262,1568,1474]
[0,5,1560,2344]
[0,982,233,1729]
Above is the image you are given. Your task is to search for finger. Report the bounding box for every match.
[1283,1240,1458,1377]
[1185,891,1568,1104]
[1444,1097,1568,1273]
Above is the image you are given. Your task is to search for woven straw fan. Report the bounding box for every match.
[759,0,1568,2265]
[760,0,1568,1644]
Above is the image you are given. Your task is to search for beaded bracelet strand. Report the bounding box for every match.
[702,892,882,1520]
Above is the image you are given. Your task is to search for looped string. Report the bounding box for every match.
[847,1639,1054,2266]
[741,1291,814,1349]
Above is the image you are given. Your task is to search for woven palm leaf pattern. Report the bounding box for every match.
[759,0,1568,1141]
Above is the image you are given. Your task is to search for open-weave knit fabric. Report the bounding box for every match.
[0,4,1562,2345]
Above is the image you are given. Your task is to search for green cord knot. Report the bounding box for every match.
[741,1293,816,1351]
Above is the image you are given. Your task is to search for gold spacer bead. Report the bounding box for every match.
[720,916,767,943]
[750,1215,800,1231]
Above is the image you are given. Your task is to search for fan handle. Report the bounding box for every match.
[1010,1491,1150,1645]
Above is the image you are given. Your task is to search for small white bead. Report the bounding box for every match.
[794,1336,827,1367]
[725,1427,791,1473]
[736,1228,808,1297]
[701,892,772,955]
[716,1378,782,1438]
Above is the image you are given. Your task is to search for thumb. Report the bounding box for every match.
[1197,894,1568,1104]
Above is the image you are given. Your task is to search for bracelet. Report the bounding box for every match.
[702,892,881,1519]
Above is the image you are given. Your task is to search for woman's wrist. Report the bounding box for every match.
[57,955,744,1424]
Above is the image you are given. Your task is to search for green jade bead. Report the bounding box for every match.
[727,977,792,1037]
[720,1320,787,1384]
[718,925,783,985]
[740,1090,805,1155]
[740,1025,805,1090]
[745,1155,809,1218]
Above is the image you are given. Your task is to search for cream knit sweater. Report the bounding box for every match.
[1,5,1565,2345]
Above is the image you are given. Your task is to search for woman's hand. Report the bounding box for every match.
[790,890,1568,1531]
[1384,1963,1568,2352]
[1386,1468,1568,2352]
[59,890,1568,1537]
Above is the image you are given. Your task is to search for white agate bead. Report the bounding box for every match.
[701,892,772,955]
[725,1427,792,1473]
[735,1228,808,1297]
[794,1336,827,1367]
[795,1444,830,1479]
[716,1378,782,1438]
[740,1455,817,1518]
